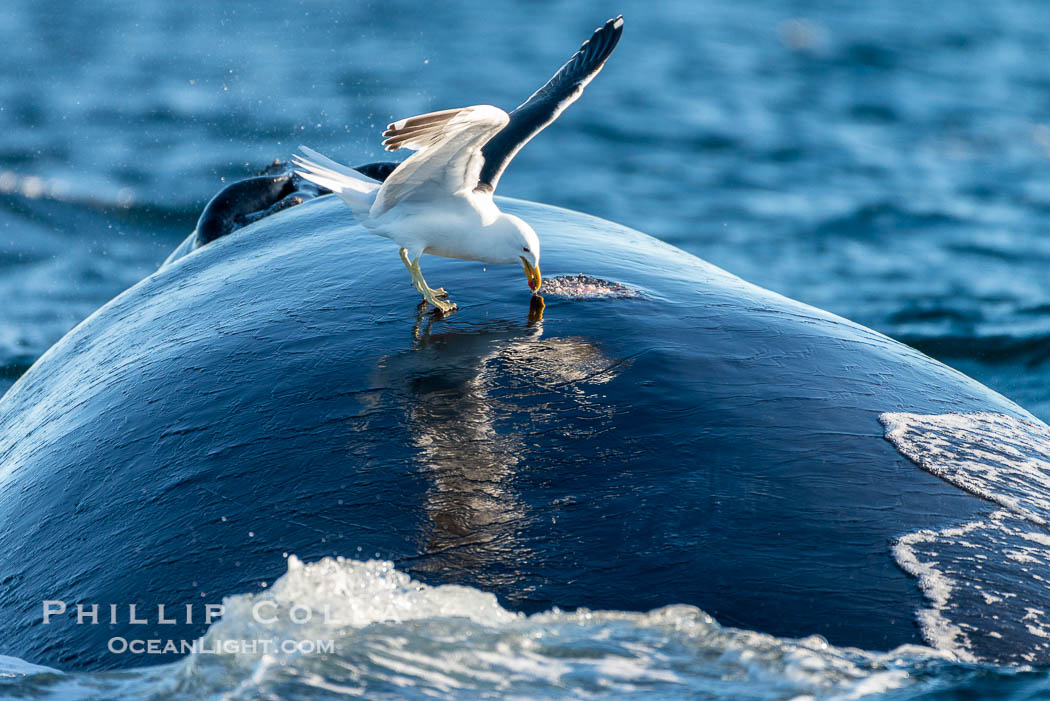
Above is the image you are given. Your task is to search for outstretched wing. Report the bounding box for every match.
[477,15,624,193]
[374,104,509,214]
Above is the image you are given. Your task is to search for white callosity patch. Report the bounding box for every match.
[880,411,1050,664]
[0,555,949,700]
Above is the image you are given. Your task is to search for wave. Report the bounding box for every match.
[0,170,198,232]
[0,555,966,700]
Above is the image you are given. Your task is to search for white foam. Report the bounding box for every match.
[881,412,1050,664]
[892,524,980,662]
[893,512,1050,664]
[880,411,1050,524]
[0,555,952,699]
[0,655,59,678]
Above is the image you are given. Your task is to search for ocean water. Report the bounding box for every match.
[3,0,1050,697]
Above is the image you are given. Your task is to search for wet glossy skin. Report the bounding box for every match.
[0,196,1035,669]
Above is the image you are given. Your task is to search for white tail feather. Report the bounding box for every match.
[294,146,379,220]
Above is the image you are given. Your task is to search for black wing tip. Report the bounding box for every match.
[579,15,624,69]
[600,15,625,39]
[475,14,624,192]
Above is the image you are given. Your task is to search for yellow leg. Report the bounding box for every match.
[399,249,456,314]
[411,260,448,299]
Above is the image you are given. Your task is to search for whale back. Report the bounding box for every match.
[0,196,1037,668]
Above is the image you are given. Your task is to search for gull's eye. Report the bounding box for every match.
[522,246,530,253]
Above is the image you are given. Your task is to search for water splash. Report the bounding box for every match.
[0,555,962,700]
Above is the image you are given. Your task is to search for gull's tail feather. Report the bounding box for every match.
[293,146,379,220]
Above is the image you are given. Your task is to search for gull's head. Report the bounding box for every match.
[495,213,542,293]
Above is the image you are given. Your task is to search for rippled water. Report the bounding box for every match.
[3,0,1050,696]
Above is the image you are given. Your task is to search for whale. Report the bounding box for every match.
[0,188,1048,669]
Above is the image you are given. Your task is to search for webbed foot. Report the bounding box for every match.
[400,247,456,315]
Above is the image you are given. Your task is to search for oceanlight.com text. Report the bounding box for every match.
[107,638,336,655]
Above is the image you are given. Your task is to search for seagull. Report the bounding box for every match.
[293,15,624,314]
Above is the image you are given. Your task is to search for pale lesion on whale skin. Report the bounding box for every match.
[537,273,638,299]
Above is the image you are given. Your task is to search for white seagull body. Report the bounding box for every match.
[294,16,624,314]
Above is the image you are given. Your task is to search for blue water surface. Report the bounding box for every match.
[2,1,1050,697]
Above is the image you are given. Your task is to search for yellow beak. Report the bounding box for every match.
[521,257,542,292]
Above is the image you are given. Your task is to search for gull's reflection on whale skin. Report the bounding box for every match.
[374,310,624,585]
[412,294,545,341]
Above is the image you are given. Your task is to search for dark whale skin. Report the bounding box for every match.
[0,196,1028,669]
